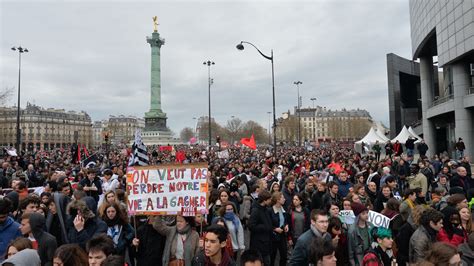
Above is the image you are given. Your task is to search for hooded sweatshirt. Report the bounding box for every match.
[1,248,41,266]
[28,213,57,266]
[0,216,21,262]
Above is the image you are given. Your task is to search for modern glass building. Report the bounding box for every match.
[407,0,474,156]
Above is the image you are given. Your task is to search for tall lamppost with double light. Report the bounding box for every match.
[294,81,302,146]
[11,46,29,152]
[236,41,277,157]
[203,60,215,149]
[310,97,317,144]
[267,111,272,145]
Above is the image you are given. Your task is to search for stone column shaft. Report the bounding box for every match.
[420,56,435,156]
[452,63,473,157]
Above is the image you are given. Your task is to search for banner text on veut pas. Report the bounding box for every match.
[126,164,208,215]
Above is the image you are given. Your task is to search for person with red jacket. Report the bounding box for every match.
[437,206,467,247]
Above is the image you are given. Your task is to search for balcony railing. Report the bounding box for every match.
[431,94,454,107]
[468,87,474,95]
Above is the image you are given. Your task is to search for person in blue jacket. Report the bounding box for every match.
[0,197,22,261]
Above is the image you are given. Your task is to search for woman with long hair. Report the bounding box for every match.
[381,198,403,245]
[269,191,289,266]
[52,244,88,266]
[153,215,200,266]
[328,217,348,266]
[459,207,474,235]
[4,237,32,259]
[288,194,310,246]
[101,202,136,256]
[98,190,119,216]
[218,202,245,258]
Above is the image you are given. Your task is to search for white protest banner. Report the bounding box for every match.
[126,163,208,215]
[217,150,229,159]
[339,210,355,225]
[7,149,17,156]
[368,210,391,228]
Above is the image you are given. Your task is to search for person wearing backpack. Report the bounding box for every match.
[362,227,396,266]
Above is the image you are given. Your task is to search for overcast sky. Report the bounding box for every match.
[1,0,412,134]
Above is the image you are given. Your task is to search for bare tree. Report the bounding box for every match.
[0,87,13,106]
[225,117,243,144]
[180,127,194,142]
[198,121,225,145]
[276,115,299,144]
[241,120,269,144]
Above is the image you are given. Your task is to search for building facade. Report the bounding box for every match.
[409,0,474,156]
[106,115,145,145]
[276,106,373,143]
[386,53,443,138]
[0,103,92,151]
[196,116,216,145]
[91,116,146,147]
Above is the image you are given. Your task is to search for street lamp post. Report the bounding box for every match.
[11,46,29,153]
[203,60,215,150]
[236,41,277,157]
[310,97,317,144]
[294,81,302,146]
[267,111,271,145]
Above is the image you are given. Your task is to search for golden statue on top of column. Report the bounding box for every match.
[152,16,159,32]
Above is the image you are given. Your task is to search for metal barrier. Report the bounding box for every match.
[431,94,454,107]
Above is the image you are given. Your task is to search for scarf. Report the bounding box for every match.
[177,224,191,235]
[107,225,122,245]
[224,213,240,235]
[310,224,328,239]
[105,215,120,227]
[405,198,415,209]
[175,224,191,260]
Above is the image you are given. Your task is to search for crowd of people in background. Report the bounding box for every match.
[0,138,472,266]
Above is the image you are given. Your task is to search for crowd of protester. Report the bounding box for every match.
[0,139,472,266]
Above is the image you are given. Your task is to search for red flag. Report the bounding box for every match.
[77,144,81,163]
[159,146,173,152]
[240,134,256,150]
[83,145,89,157]
[176,151,186,163]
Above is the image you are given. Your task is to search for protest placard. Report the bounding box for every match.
[339,210,355,225]
[368,210,391,228]
[217,150,229,159]
[126,163,208,215]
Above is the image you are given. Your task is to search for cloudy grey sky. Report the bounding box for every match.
[1,0,411,134]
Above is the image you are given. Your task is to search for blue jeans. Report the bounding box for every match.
[407,148,414,157]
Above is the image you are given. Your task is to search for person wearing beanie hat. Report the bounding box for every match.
[347,202,372,266]
[351,202,368,217]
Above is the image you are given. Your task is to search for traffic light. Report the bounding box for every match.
[104,133,109,143]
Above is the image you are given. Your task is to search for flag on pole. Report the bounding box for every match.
[240,134,257,150]
[128,130,149,166]
[82,153,98,168]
